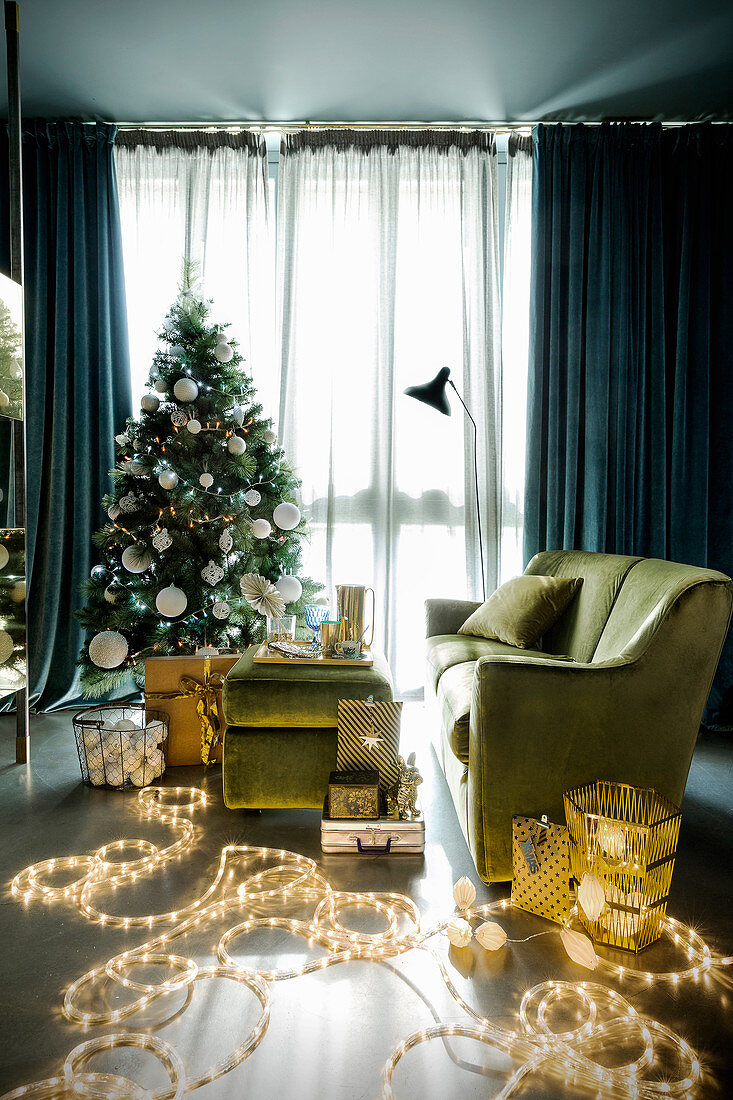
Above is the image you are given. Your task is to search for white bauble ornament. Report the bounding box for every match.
[114,719,138,732]
[115,432,128,446]
[199,472,214,488]
[186,419,202,435]
[88,630,128,669]
[119,493,138,513]
[9,358,22,380]
[141,394,160,413]
[170,344,185,357]
[145,720,167,745]
[218,528,233,553]
[103,584,119,603]
[121,545,151,573]
[0,390,10,407]
[231,404,244,427]
[262,429,277,444]
[171,409,188,427]
[11,580,25,603]
[243,489,261,507]
[0,629,14,664]
[201,560,225,586]
[128,765,147,788]
[214,341,234,363]
[146,747,165,772]
[156,585,187,617]
[227,435,246,455]
[152,528,172,552]
[251,518,271,539]
[154,379,168,394]
[275,575,302,604]
[158,469,179,490]
[130,457,148,476]
[212,601,231,620]
[88,767,106,787]
[162,317,174,333]
[173,377,199,403]
[0,544,9,570]
[107,504,121,521]
[273,502,301,531]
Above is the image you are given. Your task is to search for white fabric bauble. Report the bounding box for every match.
[146,720,167,745]
[0,544,9,570]
[158,469,179,490]
[88,630,128,669]
[244,489,261,507]
[88,767,106,787]
[107,504,121,521]
[146,747,165,772]
[121,545,152,573]
[214,341,234,363]
[115,432,128,446]
[153,379,168,393]
[262,429,277,444]
[251,519,271,539]
[0,629,14,664]
[0,390,10,407]
[199,472,214,488]
[103,584,119,603]
[114,718,138,732]
[11,580,25,603]
[231,404,244,426]
[141,394,159,413]
[128,765,147,788]
[156,585,187,617]
[275,575,302,604]
[186,419,202,435]
[273,502,301,531]
[170,344,185,357]
[130,457,148,476]
[227,435,246,455]
[173,377,199,403]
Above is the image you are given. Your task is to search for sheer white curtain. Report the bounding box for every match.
[114,131,276,414]
[277,131,501,693]
[501,134,534,581]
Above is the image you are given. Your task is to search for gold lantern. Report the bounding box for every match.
[563,780,681,953]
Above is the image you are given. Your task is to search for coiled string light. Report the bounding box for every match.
[6,787,731,1099]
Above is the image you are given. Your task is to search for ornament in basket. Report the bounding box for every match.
[73,702,168,789]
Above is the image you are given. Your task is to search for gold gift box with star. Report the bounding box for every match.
[328,770,380,819]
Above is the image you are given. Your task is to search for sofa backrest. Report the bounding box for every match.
[592,557,733,663]
[524,550,641,662]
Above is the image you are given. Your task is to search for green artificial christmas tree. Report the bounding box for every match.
[78,269,318,696]
[0,292,23,419]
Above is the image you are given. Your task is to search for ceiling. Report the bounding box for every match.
[2,0,732,122]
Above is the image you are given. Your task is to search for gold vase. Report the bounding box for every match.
[336,585,375,650]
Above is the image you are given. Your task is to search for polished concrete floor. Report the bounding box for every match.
[0,708,731,1099]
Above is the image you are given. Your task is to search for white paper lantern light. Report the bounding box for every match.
[227,435,246,455]
[121,545,152,573]
[88,630,128,669]
[578,872,606,921]
[446,917,473,948]
[475,921,507,951]
[273,502,301,531]
[214,341,234,363]
[173,377,199,403]
[141,394,160,413]
[452,876,476,912]
[186,419,202,435]
[156,585,187,617]
[275,575,303,604]
[251,518,271,539]
[158,469,179,490]
[560,927,598,970]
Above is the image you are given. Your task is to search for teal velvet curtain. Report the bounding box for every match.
[0,121,132,709]
[525,122,733,725]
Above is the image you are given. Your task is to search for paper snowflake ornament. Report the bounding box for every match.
[118,493,139,514]
[152,528,172,552]
[201,560,225,587]
[240,573,286,617]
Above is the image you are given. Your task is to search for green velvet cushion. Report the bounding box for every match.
[223,725,338,808]
[458,575,582,648]
[524,550,641,661]
[223,645,393,727]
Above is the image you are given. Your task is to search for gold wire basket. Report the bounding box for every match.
[564,780,681,952]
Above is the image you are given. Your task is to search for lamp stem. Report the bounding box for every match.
[448,380,486,601]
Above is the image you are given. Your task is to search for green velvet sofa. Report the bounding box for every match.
[426,550,733,884]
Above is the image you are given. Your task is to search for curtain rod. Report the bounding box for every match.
[114,119,704,135]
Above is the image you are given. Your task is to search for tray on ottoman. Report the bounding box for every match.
[253,642,373,667]
[321,802,425,854]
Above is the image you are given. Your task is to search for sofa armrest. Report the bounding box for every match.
[425,598,482,638]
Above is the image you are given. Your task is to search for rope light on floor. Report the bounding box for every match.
[5,787,731,1098]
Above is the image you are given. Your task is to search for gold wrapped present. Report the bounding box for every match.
[328,769,380,819]
[144,654,240,766]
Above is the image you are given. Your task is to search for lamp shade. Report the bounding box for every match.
[404,367,452,416]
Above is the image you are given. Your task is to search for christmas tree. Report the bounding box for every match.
[0,289,23,419]
[78,269,317,696]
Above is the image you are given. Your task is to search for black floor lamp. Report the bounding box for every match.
[404,367,486,600]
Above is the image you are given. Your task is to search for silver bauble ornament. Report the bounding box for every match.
[244,489,261,507]
[90,564,106,581]
[251,518,271,539]
[199,472,214,488]
[88,630,128,669]
[214,341,234,363]
[155,585,187,617]
[231,404,244,426]
[218,528,233,553]
[273,502,301,531]
[173,377,199,403]
[141,394,160,413]
[212,601,231,620]
[154,379,168,394]
[275,575,303,604]
[121,544,152,573]
[170,344,185,357]
[171,409,188,427]
[158,469,179,490]
[227,435,246,455]
[262,429,277,444]
[186,419,202,435]
[107,504,121,521]
[0,544,9,570]
[201,560,225,586]
[0,629,14,664]
[115,432,129,446]
[130,457,148,476]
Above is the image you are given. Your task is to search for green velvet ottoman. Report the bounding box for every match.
[221,646,394,808]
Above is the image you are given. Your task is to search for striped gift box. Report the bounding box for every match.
[336,698,403,789]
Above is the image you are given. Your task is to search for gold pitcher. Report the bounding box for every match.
[336,584,375,651]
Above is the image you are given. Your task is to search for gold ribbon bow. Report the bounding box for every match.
[147,657,225,766]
